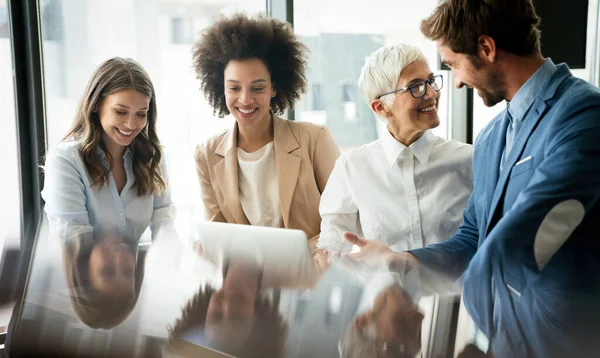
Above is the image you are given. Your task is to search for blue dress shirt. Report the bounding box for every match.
[499,59,557,171]
[41,140,175,242]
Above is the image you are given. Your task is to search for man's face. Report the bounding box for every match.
[438,43,507,107]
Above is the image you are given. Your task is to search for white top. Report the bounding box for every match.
[317,129,473,253]
[237,142,283,228]
[41,140,176,242]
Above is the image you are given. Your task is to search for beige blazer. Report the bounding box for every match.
[195,116,340,251]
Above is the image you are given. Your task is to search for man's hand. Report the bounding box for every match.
[329,233,419,274]
[326,232,395,273]
[330,232,393,261]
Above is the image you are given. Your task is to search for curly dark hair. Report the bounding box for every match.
[191,12,308,118]
[168,285,288,358]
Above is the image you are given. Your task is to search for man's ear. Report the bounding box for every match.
[477,35,497,63]
[371,99,392,118]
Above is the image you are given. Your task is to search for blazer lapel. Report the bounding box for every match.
[273,116,301,228]
[213,123,250,225]
[485,110,510,214]
[484,66,571,236]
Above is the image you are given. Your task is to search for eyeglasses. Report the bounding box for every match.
[377,75,443,99]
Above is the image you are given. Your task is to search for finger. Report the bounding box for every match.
[193,241,203,255]
[328,250,342,259]
[343,232,367,247]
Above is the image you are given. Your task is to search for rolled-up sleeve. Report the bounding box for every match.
[41,147,93,241]
[317,155,361,253]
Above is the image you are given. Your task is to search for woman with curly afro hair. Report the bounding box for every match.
[193,13,340,256]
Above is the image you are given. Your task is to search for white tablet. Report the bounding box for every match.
[195,222,318,288]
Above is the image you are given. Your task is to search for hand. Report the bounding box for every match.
[327,232,395,272]
[313,248,330,274]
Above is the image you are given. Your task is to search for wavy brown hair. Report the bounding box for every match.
[63,57,165,196]
[191,12,308,118]
[61,235,146,329]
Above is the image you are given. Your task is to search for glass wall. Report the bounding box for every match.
[39,0,264,236]
[294,0,450,152]
[0,0,22,246]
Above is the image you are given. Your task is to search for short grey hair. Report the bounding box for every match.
[339,322,420,358]
[357,43,427,110]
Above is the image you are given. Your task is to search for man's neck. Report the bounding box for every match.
[500,51,546,101]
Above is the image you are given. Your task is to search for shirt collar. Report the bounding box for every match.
[95,145,132,159]
[507,58,557,121]
[381,129,435,167]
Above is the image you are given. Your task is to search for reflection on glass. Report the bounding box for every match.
[169,260,288,358]
[62,234,145,329]
[339,284,424,358]
[167,222,334,357]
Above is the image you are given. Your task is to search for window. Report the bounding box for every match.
[171,17,193,45]
[294,0,450,151]
[0,1,22,245]
[472,0,599,140]
[341,83,357,122]
[311,83,324,111]
[39,0,266,238]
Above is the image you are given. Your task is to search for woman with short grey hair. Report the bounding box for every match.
[314,43,473,270]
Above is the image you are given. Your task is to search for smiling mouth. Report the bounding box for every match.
[418,106,436,113]
[117,128,134,136]
[237,107,258,114]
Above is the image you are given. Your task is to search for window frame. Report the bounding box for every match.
[7,0,47,310]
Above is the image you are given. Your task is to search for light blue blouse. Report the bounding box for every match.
[41,140,175,242]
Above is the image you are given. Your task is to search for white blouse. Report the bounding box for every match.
[41,140,176,242]
[237,142,283,228]
[317,129,473,253]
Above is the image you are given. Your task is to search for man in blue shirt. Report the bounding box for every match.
[336,0,600,357]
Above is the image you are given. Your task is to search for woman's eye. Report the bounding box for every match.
[136,113,147,118]
[114,109,126,115]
